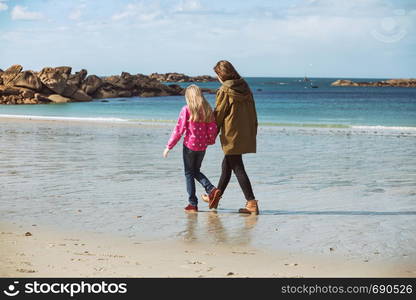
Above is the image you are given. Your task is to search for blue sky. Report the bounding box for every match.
[0,0,415,78]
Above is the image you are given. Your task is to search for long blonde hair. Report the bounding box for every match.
[185,84,213,122]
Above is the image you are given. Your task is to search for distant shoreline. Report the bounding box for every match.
[331,78,416,88]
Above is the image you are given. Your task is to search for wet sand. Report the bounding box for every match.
[1,221,414,278]
[0,117,415,277]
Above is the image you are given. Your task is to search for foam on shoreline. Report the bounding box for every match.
[351,125,416,132]
[1,114,415,135]
[0,114,129,123]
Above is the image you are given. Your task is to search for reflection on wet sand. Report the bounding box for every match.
[182,213,198,242]
[182,211,258,246]
[206,211,227,243]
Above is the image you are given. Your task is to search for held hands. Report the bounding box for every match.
[163,148,170,158]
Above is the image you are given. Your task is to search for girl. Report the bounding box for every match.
[163,85,221,212]
[202,60,259,214]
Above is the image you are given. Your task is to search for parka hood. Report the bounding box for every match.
[222,78,251,97]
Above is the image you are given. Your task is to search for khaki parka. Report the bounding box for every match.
[214,78,258,155]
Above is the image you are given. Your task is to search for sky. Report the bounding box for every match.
[0,0,415,78]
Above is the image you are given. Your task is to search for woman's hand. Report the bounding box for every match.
[163,148,170,158]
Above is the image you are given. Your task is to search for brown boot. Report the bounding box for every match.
[238,200,259,215]
[201,188,222,209]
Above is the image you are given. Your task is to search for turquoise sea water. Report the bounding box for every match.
[1,77,416,128]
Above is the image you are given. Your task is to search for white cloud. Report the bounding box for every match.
[69,9,82,20]
[174,0,203,12]
[111,10,132,21]
[0,2,8,12]
[69,4,86,21]
[111,3,161,22]
[287,0,391,17]
[11,5,43,20]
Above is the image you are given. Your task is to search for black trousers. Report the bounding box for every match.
[217,154,255,201]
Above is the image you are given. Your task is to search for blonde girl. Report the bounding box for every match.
[163,85,221,212]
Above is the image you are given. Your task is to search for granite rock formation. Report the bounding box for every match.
[331,79,416,88]
[0,65,191,105]
[149,72,217,83]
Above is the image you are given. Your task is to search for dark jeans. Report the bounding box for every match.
[217,154,255,201]
[183,145,215,206]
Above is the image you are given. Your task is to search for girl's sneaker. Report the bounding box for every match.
[184,204,198,212]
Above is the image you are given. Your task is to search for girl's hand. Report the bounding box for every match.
[163,148,170,158]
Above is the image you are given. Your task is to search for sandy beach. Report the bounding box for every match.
[1,0,416,282]
[0,117,415,278]
[1,221,414,278]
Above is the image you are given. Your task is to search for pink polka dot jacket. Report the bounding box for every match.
[167,105,218,151]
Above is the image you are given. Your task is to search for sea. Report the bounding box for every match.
[1,77,415,261]
[0,77,415,128]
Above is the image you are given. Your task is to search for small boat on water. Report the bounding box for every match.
[303,75,318,88]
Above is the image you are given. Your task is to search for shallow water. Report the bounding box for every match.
[0,120,415,261]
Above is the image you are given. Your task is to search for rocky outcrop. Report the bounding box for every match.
[91,72,181,99]
[72,89,92,101]
[0,86,37,105]
[11,71,43,91]
[82,75,103,95]
[67,69,87,86]
[149,72,217,82]
[2,65,23,86]
[331,79,416,88]
[0,66,175,105]
[38,67,71,94]
[0,65,218,105]
[192,75,218,82]
[34,93,51,103]
[384,79,416,87]
[48,94,71,103]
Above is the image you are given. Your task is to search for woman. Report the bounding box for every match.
[203,60,259,214]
